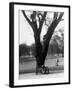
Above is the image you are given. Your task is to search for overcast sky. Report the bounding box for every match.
[19,10,64,46]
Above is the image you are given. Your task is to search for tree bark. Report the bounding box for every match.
[34,32,42,67]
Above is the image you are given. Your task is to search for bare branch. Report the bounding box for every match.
[37,14,41,23]
[22,10,32,26]
[22,10,38,34]
[53,12,58,21]
[31,11,37,23]
[58,12,64,21]
[39,12,47,32]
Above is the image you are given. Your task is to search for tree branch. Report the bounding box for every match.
[53,12,58,21]
[37,14,41,25]
[42,12,64,59]
[22,10,32,26]
[58,12,64,21]
[39,12,47,32]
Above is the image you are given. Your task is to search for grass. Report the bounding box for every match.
[19,55,64,74]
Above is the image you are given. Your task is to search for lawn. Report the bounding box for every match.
[19,55,64,74]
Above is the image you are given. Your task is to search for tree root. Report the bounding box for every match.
[36,65,49,75]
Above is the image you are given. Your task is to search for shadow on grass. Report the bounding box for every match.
[19,65,64,74]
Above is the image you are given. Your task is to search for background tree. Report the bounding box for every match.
[48,28,64,56]
[57,29,64,57]
[19,44,30,56]
[30,43,36,56]
[22,10,64,73]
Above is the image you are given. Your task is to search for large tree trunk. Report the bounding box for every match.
[34,33,43,74]
[34,33,42,65]
[34,28,50,74]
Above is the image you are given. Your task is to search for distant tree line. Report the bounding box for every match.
[19,41,64,57]
[19,44,30,56]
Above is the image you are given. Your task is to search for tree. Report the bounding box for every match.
[22,10,64,74]
[58,29,64,57]
[30,43,36,56]
[52,28,64,56]
[19,44,30,56]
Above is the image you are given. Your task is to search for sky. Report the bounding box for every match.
[19,10,64,46]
